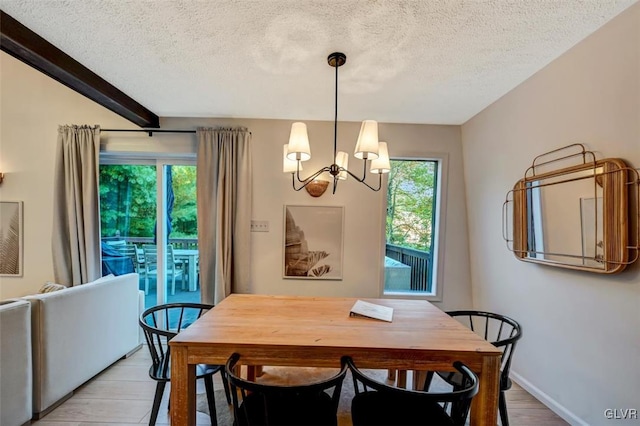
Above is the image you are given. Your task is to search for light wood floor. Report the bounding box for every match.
[32,347,567,425]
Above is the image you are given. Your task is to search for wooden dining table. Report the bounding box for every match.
[169,294,501,425]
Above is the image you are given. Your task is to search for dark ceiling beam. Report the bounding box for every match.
[0,10,160,128]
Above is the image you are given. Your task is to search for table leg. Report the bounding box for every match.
[189,256,197,291]
[387,369,397,381]
[397,370,407,388]
[470,354,500,426]
[170,346,196,426]
[413,370,427,390]
[246,365,264,381]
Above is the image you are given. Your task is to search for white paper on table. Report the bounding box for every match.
[349,300,394,322]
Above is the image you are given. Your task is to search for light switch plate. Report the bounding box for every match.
[250,220,269,232]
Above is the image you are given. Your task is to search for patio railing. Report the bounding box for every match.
[103,236,198,250]
[104,238,432,292]
[385,243,432,292]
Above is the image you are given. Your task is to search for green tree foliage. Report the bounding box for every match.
[169,166,197,238]
[99,165,197,239]
[100,165,156,237]
[386,160,436,252]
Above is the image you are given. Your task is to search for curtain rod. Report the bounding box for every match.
[101,129,251,136]
[101,129,195,137]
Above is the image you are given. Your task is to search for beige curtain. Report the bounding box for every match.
[197,127,252,304]
[52,125,102,286]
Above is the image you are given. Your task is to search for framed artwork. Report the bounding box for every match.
[0,201,23,277]
[283,205,344,280]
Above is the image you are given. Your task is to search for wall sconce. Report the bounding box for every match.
[0,173,4,184]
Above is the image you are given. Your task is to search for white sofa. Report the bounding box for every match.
[0,299,33,426]
[22,273,143,417]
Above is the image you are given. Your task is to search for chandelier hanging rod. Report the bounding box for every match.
[331,52,340,162]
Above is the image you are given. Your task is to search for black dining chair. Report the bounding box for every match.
[139,303,230,426]
[424,310,522,426]
[347,357,479,426]
[225,353,348,426]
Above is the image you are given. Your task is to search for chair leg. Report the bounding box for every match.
[423,371,435,391]
[220,370,231,404]
[182,262,188,290]
[443,383,463,424]
[499,390,509,426]
[149,381,166,426]
[144,274,149,295]
[204,375,218,426]
[171,275,175,296]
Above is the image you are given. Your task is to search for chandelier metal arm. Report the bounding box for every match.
[291,165,331,191]
[342,167,383,191]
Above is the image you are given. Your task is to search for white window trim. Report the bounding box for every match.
[379,152,449,302]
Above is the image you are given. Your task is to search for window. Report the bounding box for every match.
[383,156,447,300]
[99,158,198,308]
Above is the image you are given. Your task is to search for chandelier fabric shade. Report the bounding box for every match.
[287,122,311,161]
[335,151,349,180]
[283,144,301,173]
[282,52,391,194]
[370,142,391,174]
[354,120,380,160]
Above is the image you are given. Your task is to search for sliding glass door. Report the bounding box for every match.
[99,159,199,308]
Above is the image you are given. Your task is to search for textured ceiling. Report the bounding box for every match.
[1,0,637,125]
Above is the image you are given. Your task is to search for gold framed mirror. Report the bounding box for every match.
[504,144,639,274]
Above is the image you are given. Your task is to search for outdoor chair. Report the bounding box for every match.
[171,247,194,292]
[139,303,230,426]
[135,244,146,272]
[112,242,142,274]
[347,357,478,426]
[142,244,184,295]
[424,310,522,426]
[225,353,348,426]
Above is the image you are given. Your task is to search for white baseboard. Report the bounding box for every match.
[511,370,588,426]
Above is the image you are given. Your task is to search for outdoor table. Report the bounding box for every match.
[174,248,199,291]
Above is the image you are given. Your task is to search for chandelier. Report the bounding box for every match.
[283,52,391,196]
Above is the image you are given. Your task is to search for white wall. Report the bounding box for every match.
[0,53,473,311]
[0,52,137,298]
[461,4,639,425]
